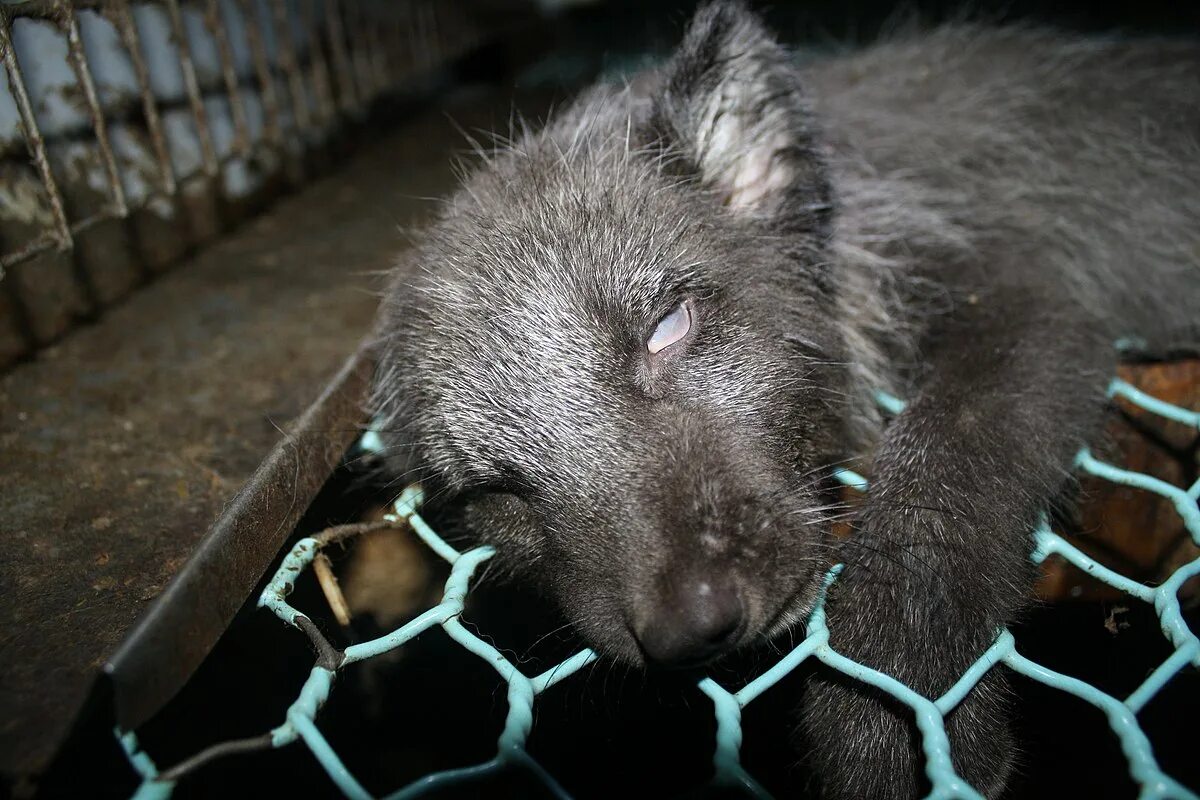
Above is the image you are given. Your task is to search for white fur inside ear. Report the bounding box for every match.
[725,132,794,211]
[695,83,795,213]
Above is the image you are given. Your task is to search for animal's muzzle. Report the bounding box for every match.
[630,572,746,668]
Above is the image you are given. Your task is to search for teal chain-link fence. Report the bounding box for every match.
[118,376,1200,800]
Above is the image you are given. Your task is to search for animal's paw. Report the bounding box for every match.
[797,667,1015,799]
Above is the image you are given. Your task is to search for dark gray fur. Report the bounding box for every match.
[369,4,1200,797]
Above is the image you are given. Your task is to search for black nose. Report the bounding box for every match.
[632,578,745,668]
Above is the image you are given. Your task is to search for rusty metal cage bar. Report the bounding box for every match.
[62,1,129,216]
[206,0,252,158]
[238,0,283,146]
[164,0,219,176]
[0,9,75,259]
[268,0,310,134]
[111,0,178,197]
[0,0,493,364]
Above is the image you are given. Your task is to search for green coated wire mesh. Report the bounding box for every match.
[117,375,1200,800]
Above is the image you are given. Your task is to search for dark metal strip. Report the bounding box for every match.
[104,347,372,731]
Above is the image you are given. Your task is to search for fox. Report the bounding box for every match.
[367,2,1200,797]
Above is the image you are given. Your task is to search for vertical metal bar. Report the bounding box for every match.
[60,0,128,217]
[207,0,251,158]
[322,0,355,114]
[0,9,73,250]
[110,0,177,196]
[269,0,311,133]
[164,0,219,177]
[238,0,282,146]
[301,0,335,124]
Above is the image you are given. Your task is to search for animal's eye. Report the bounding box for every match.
[647,301,692,354]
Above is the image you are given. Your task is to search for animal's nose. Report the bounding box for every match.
[632,578,745,668]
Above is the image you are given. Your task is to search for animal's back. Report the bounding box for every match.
[804,26,1200,354]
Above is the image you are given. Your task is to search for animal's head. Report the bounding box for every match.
[371,2,852,668]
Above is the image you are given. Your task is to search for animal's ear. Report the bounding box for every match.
[651,1,831,230]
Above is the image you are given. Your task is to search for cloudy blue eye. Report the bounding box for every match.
[647,301,692,354]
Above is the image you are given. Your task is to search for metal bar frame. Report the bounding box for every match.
[0,7,74,254]
[164,0,219,176]
[268,0,310,134]
[206,0,252,158]
[109,0,178,197]
[0,0,481,290]
[60,0,129,217]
